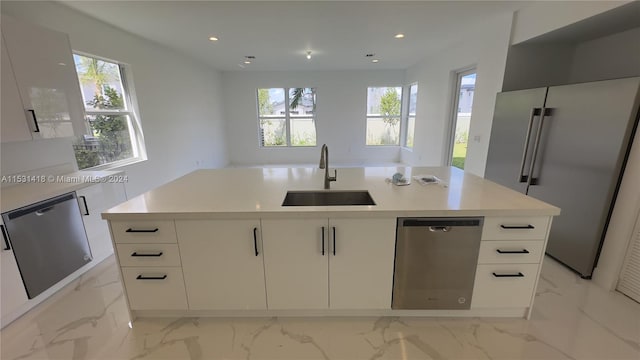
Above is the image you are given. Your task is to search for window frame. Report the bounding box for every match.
[402,83,418,149]
[365,86,404,147]
[446,66,476,167]
[256,87,317,148]
[72,51,147,170]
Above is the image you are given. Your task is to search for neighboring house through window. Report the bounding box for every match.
[257,88,316,147]
[72,53,146,170]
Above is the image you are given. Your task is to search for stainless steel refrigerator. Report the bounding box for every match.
[485,77,640,278]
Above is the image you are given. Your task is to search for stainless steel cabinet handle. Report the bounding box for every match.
[526,107,552,188]
[518,108,541,183]
[27,109,40,132]
[136,274,167,280]
[1,225,10,250]
[79,196,89,215]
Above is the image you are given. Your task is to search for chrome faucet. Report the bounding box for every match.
[319,144,337,189]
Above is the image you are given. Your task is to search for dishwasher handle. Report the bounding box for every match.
[401,218,481,227]
[7,193,76,220]
[1,225,10,250]
[429,226,450,232]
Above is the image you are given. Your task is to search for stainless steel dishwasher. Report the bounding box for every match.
[2,192,92,299]
[392,217,483,310]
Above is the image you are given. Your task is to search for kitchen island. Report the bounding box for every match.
[102,166,559,320]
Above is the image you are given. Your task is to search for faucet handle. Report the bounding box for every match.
[330,169,337,181]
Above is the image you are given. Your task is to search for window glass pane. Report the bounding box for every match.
[406,117,415,148]
[257,88,316,147]
[291,118,316,146]
[74,54,126,111]
[366,117,400,145]
[408,84,418,115]
[258,88,285,116]
[404,84,418,148]
[260,118,287,146]
[367,87,401,116]
[289,88,315,117]
[452,72,476,169]
[367,86,401,146]
[73,115,134,169]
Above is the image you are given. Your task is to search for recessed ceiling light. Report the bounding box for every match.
[244,60,251,64]
[208,36,219,41]
[372,59,379,63]
[394,33,405,39]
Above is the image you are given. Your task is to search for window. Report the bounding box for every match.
[72,53,145,170]
[449,69,476,169]
[403,84,418,148]
[366,87,402,146]
[257,88,316,147]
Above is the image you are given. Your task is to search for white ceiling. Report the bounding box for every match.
[60,1,531,72]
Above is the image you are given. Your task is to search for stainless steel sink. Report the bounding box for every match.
[282,190,376,206]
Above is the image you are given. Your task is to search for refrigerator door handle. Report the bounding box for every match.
[526,108,552,189]
[518,108,541,183]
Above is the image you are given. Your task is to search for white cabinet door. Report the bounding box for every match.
[121,267,188,310]
[329,218,396,309]
[0,220,28,326]
[76,182,126,262]
[176,220,267,310]
[262,218,329,309]
[1,15,86,140]
[471,263,539,308]
[1,34,32,143]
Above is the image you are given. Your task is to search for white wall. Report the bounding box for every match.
[569,27,640,83]
[510,1,630,45]
[222,70,404,166]
[401,13,513,177]
[0,1,228,197]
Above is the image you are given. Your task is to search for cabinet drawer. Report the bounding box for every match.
[471,264,539,308]
[482,216,550,240]
[121,267,187,310]
[116,244,181,267]
[478,240,544,264]
[110,220,176,244]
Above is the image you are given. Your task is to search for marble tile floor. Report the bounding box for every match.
[1,256,639,360]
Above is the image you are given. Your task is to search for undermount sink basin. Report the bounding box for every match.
[282,190,376,206]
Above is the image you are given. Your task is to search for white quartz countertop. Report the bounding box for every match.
[1,170,124,213]
[102,167,559,220]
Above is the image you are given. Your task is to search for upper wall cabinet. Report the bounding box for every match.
[1,33,31,142]
[1,15,86,143]
[502,2,640,92]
